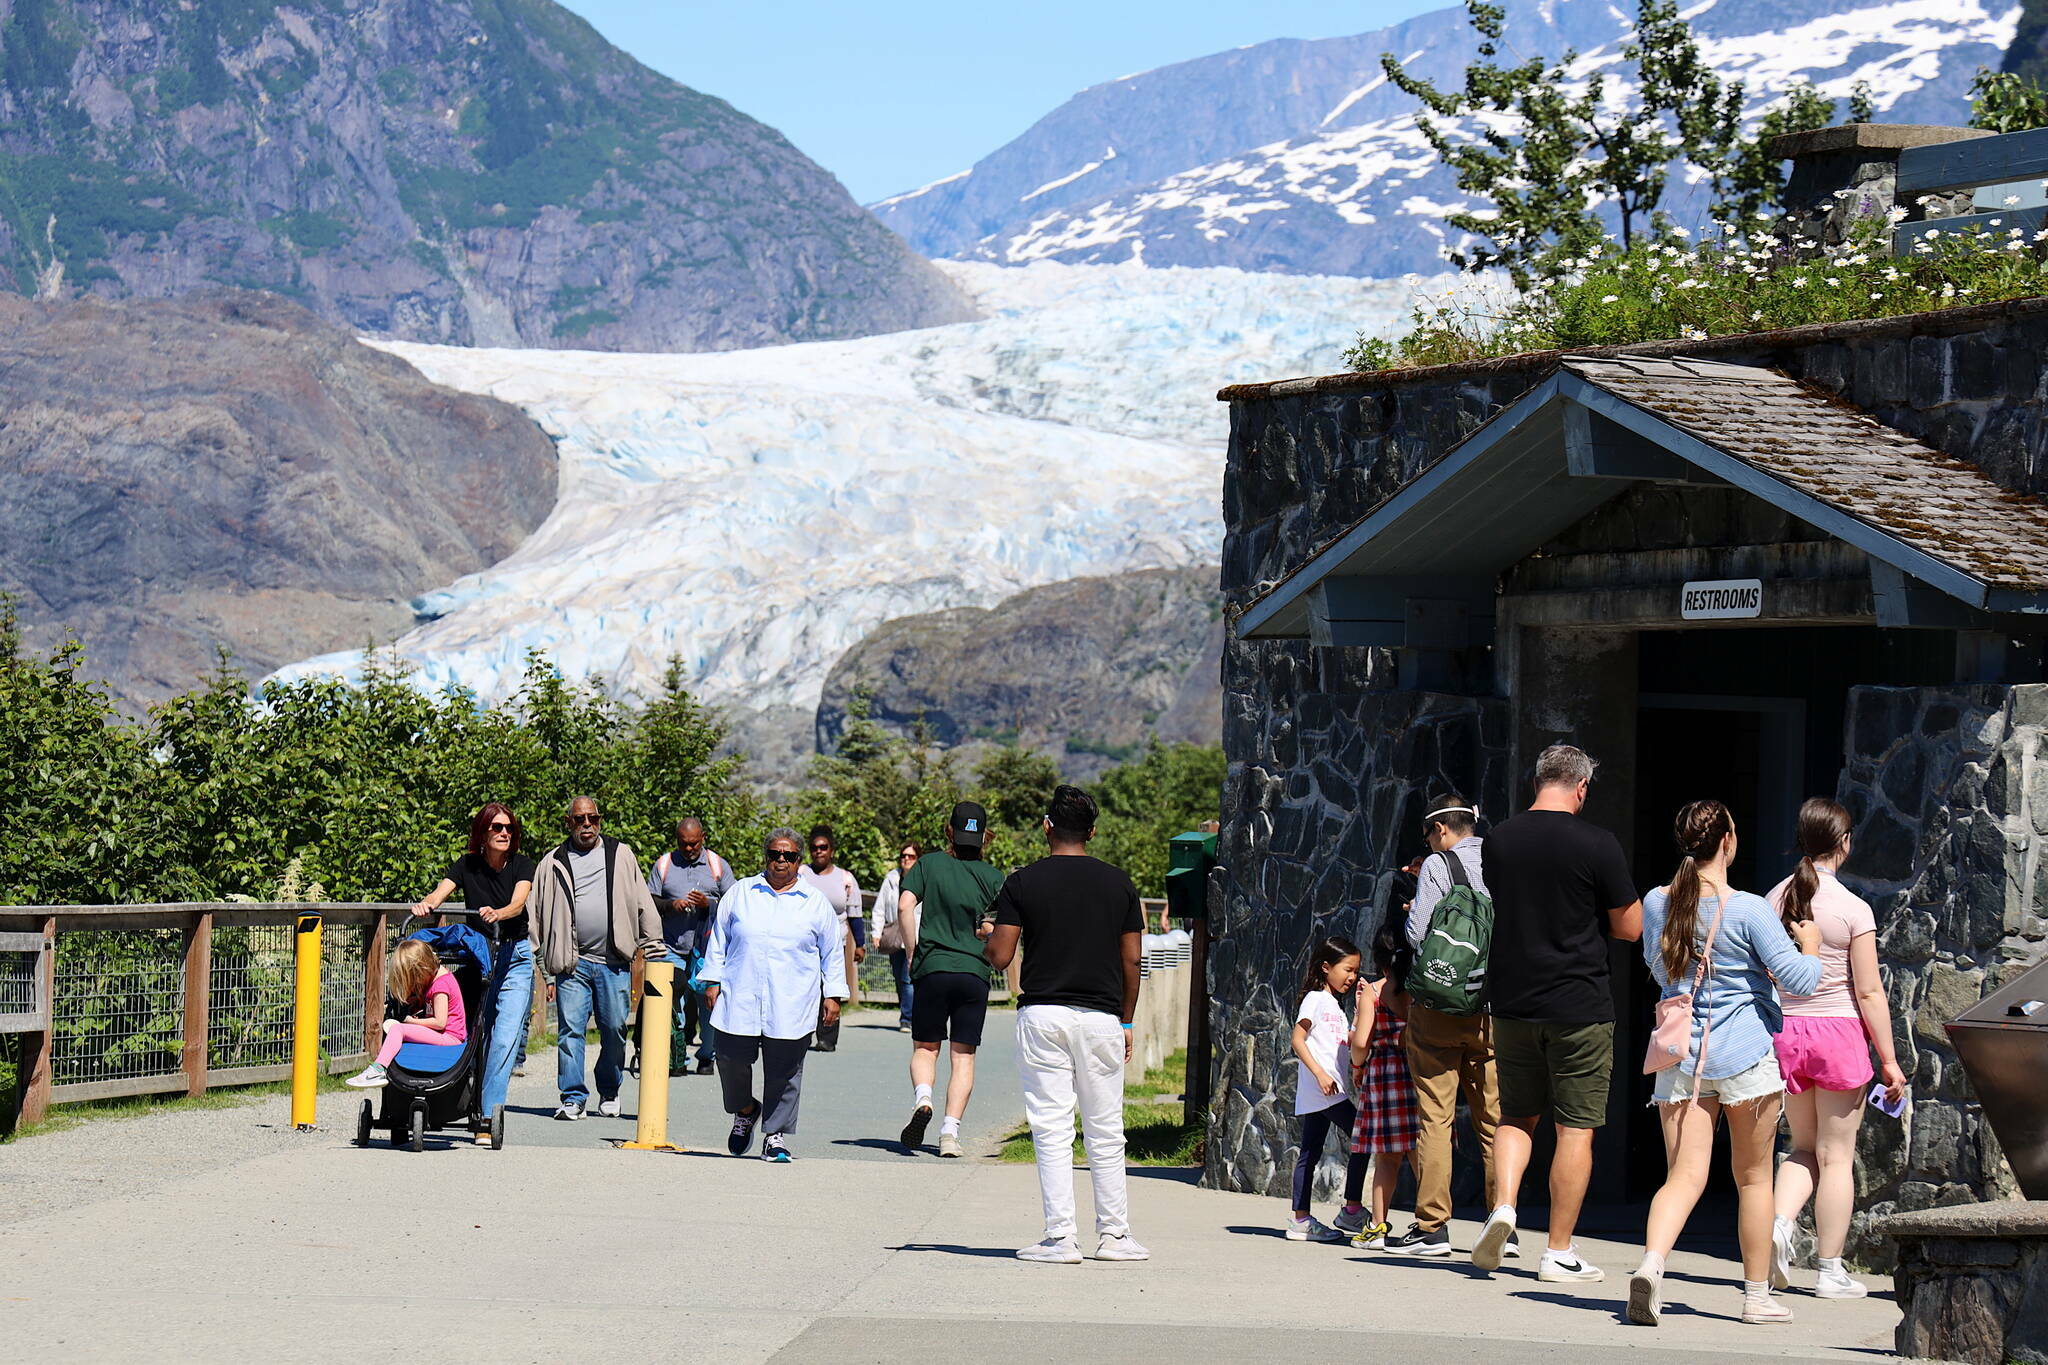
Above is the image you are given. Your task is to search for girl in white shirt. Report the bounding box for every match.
[1286,935,1369,1242]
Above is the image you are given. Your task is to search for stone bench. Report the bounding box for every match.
[1881,1201,2048,1363]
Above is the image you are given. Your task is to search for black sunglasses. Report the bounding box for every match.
[569,813,602,826]
[487,821,514,833]
[765,849,802,863]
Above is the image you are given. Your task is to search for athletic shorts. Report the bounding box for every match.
[910,970,989,1047]
[1773,1015,1875,1094]
[1492,1018,1614,1129]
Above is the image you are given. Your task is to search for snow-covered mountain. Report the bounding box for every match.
[271,262,1430,717]
[873,0,2014,276]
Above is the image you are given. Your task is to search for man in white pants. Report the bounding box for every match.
[985,784,1148,1264]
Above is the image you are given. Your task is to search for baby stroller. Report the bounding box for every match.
[353,923,505,1152]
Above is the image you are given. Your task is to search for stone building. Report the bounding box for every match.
[1209,299,2048,1263]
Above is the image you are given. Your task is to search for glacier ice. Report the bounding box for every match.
[270,261,1433,716]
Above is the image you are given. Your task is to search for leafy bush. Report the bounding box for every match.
[1970,69,2048,133]
[1345,213,2048,372]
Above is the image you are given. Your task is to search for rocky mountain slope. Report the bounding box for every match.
[815,566,1222,778]
[872,0,2012,276]
[0,289,556,706]
[267,261,1430,734]
[0,0,969,349]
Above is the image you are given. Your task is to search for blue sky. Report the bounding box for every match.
[557,2,1441,205]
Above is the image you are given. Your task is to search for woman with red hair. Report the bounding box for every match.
[411,802,536,1137]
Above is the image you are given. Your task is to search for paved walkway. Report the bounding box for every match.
[0,1008,1901,1362]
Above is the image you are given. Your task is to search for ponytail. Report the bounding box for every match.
[1780,797,1852,926]
[1661,800,1733,984]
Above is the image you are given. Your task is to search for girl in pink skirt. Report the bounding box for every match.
[1348,920,1419,1249]
[1766,798,1908,1300]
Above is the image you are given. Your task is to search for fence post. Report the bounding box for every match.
[182,911,212,1097]
[13,916,56,1128]
[362,913,386,1059]
[290,912,322,1130]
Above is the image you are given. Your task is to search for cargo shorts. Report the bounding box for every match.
[1492,1018,1614,1129]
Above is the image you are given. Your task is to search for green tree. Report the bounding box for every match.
[1089,743,1226,897]
[1970,67,2048,133]
[1383,0,1743,286]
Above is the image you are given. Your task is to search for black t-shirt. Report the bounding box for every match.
[1480,810,1638,1023]
[991,854,1142,1016]
[443,851,538,944]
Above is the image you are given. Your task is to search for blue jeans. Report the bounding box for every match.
[481,938,535,1114]
[554,958,630,1105]
[889,949,913,1025]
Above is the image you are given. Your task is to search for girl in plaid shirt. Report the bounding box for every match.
[1347,921,1420,1249]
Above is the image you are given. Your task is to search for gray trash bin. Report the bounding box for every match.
[1946,956,2048,1199]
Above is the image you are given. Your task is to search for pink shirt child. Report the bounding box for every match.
[426,971,468,1043]
[371,970,466,1069]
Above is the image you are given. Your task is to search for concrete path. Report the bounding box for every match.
[0,1007,1901,1363]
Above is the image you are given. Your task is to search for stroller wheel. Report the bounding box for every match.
[354,1098,372,1148]
[491,1104,506,1150]
[409,1098,427,1153]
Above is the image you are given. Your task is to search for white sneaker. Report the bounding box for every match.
[596,1096,622,1118]
[1814,1268,1868,1299]
[1537,1246,1606,1283]
[1285,1216,1346,1243]
[1770,1216,1794,1291]
[1471,1206,1516,1271]
[1627,1268,1662,1326]
[1091,1234,1151,1261]
[1742,1290,1795,1323]
[344,1064,387,1089]
[1017,1237,1083,1264]
[1331,1205,1368,1236]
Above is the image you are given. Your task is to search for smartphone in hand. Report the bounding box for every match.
[1868,1083,1909,1119]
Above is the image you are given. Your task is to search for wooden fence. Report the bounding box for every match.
[1896,126,2048,252]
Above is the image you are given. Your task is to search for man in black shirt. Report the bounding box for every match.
[1471,745,1643,1282]
[986,784,1148,1265]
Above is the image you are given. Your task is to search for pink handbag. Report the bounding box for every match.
[1643,896,1724,1076]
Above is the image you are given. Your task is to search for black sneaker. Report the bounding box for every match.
[728,1105,759,1156]
[900,1103,934,1151]
[695,1059,715,1076]
[1387,1224,1452,1257]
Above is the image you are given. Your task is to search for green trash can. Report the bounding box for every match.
[1164,830,1217,926]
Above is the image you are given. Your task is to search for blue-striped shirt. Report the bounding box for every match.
[1641,887,1822,1079]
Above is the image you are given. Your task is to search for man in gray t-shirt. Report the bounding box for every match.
[569,840,609,960]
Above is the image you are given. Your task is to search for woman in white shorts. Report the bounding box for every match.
[1627,799,1822,1329]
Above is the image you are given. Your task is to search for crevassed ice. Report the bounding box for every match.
[269,261,1435,716]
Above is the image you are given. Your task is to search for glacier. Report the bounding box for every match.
[271,261,1431,717]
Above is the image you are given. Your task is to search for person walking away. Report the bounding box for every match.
[701,828,848,1162]
[408,803,534,1139]
[1397,794,1504,1256]
[800,825,864,1051]
[1767,798,1907,1300]
[1627,800,1822,1326]
[1474,744,1643,1281]
[528,796,665,1121]
[346,939,468,1087]
[1284,936,1370,1242]
[873,843,921,1032]
[899,806,1004,1157]
[1348,922,1421,1249]
[985,784,1149,1264]
[648,817,734,1076]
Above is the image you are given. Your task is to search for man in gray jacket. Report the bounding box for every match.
[529,795,664,1120]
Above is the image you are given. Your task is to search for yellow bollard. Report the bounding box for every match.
[290,912,322,1131]
[618,958,682,1152]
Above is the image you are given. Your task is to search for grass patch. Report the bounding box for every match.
[998,1048,1202,1167]
[3,1069,354,1143]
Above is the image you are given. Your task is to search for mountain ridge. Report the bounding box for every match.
[0,0,971,349]
[872,0,2012,277]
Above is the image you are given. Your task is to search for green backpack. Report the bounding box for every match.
[1405,849,1492,1016]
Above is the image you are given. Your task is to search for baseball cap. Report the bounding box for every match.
[949,800,988,847]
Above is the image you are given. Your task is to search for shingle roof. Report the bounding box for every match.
[1564,355,2048,593]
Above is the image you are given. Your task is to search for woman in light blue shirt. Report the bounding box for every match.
[1628,799,1821,1330]
[701,827,849,1163]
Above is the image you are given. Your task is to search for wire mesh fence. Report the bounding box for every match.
[51,929,186,1088]
[208,923,296,1073]
[0,941,39,1021]
[320,929,369,1064]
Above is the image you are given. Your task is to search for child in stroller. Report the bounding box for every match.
[347,939,467,1087]
[349,924,505,1150]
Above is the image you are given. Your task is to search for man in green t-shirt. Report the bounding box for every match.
[897,800,1005,1158]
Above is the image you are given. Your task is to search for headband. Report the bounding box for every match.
[1424,805,1477,822]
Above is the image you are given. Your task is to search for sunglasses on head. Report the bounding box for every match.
[765,849,802,863]
[570,813,602,826]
